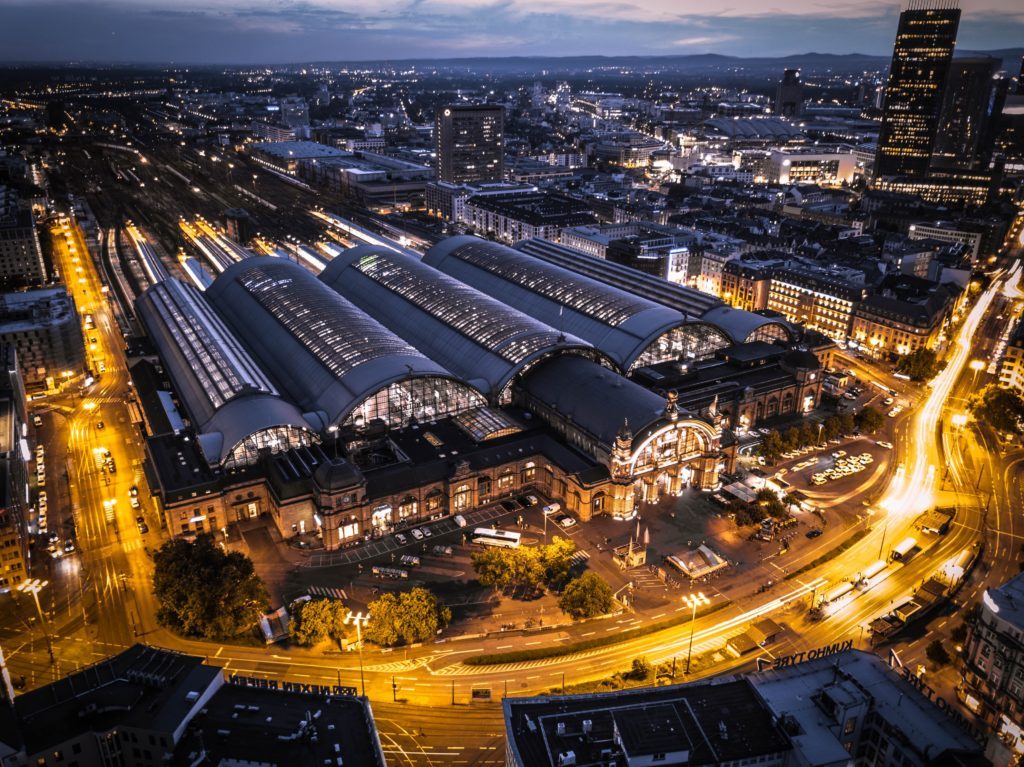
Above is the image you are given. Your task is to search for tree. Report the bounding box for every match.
[152,534,269,639]
[896,348,940,381]
[926,639,951,666]
[821,416,841,442]
[558,572,615,619]
[289,598,349,647]
[629,657,652,680]
[471,539,579,593]
[782,426,802,452]
[856,407,886,434]
[540,537,578,589]
[755,488,788,519]
[757,431,784,462]
[799,421,818,448]
[970,385,1024,434]
[364,587,451,647]
[837,412,856,436]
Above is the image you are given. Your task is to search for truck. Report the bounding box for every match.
[890,537,917,561]
[917,507,954,535]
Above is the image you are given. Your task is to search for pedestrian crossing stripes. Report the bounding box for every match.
[570,550,590,566]
[308,585,347,601]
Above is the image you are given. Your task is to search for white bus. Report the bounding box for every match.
[471,528,522,549]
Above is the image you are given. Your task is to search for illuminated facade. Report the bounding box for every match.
[848,274,958,359]
[873,2,960,180]
[435,104,504,184]
[998,321,1024,394]
[766,268,866,342]
[959,572,1024,759]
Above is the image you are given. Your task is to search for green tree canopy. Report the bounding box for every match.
[364,587,451,647]
[558,572,615,620]
[821,416,841,442]
[288,598,350,647]
[896,348,940,381]
[757,431,784,462]
[471,538,579,593]
[970,385,1024,434]
[855,406,886,434]
[152,534,269,639]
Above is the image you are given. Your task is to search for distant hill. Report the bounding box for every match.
[305,49,1023,76]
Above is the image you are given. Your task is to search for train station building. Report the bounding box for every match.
[129,236,821,549]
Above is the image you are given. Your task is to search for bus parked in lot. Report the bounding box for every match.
[470,528,521,548]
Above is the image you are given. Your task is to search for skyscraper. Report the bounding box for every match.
[435,104,504,184]
[774,69,803,117]
[874,0,961,181]
[931,58,1006,170]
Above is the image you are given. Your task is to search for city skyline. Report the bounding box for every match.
[0,0,1023,64]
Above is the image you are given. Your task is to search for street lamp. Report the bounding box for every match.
[18,578,53,664]
[343,611,369,698]
[682,591,710,674]
[969,359,985,388]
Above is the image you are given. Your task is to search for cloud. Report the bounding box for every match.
[0,0,1022,62]
[672,34,740,47]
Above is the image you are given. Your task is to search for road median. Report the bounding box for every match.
[462,600,729,666]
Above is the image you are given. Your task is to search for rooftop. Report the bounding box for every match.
[984,571,1024,630]
[172,682,386,767]
[504,677,790,767]
[5,645,222,755]
[249,140,350,160]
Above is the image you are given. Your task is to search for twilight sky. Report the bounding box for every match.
[0,0,1021,64]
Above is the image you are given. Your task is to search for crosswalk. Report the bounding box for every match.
[308,585,347,601]
[570,550,590,566]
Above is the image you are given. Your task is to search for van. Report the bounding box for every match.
[543,503,561,515]
[454,514,467,528]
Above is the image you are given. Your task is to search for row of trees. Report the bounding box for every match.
[471,536,578,594]
[471,537,616,620]
[757,407,884,463]
[289,587,451,648]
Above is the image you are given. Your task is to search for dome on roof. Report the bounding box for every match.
[313,459,364,493]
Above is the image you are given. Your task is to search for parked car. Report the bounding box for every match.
[394,532,408,545]
[806,529,823,539]
[136,516,149,534]
[420,527,432,538]
[409,528,423,540]
[454,514,467,528]
[543,503,561,515]
[556,514,577,529]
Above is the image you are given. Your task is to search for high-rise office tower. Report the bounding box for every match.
[874,0,961,180]
[774,69,803,117]
[932,58,1006,170]
[435,104,504,184]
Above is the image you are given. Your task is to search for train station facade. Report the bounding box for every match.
[130,237,811,548]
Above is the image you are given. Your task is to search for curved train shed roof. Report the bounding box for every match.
[319,246,597,399]
[205,257,463,427]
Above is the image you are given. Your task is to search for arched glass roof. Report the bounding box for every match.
[206,257,469,427]
[136,278,316,466]
[515,237,723,318]
[320,246,597,399]
[425,236,696,370]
